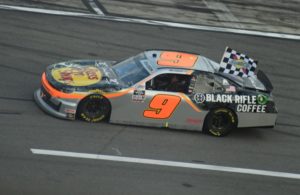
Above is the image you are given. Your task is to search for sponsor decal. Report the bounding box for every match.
[66,113,75,119]
[236,104,265,113]
[88,89,104,94]
[186,118,202,125]
[188,76,197,94]
[64,108,76,114]
[194,93,205,104]
[132,90,145,102]
[51,66,102,86]
[193,93,269,113]
[205,94,235,103]
[257,94,268,105]
[230,58,247,69]
[225,85,236,92]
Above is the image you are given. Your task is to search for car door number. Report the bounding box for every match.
[143,94,181,119]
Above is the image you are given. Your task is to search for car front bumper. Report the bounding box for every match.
[34,88,78,120]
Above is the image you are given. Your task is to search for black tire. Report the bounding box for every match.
[77,94,111,122]
[204,108,237,137]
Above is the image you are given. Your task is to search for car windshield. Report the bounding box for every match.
[112,53,150,87]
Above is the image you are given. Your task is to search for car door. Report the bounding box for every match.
[109,70,206,131]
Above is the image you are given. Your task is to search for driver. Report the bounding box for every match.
[153,75,169,90]
[166,75,187,92]
[154,74,187,93]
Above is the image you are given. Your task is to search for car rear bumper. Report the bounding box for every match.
[34,88,78,120]
[237,112,277,128]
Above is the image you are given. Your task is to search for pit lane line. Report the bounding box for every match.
[0,4,300,40]
[31,148,300,180]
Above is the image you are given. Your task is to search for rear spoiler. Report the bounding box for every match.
[257,70,273,92]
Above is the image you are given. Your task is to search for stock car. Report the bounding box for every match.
[34,50,277,136]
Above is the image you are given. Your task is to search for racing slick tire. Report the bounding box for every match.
[204,108,237,137]
[77,94,111,122]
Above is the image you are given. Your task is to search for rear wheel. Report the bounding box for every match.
[77,94,111,122]
[204,108,236,137]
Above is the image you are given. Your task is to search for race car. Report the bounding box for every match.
[34,49,277,136]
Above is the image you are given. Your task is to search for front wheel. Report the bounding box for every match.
[77,94,111,122]
[204,108,237,137]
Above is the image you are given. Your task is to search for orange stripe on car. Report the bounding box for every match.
[179,93,201,112]
[186,70,194,75]
[42,72,133,100]
[104,88,133,99]
[41,73,86,99]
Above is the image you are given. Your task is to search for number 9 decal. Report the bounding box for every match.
[144,94,181,119]
[157,52,198,67]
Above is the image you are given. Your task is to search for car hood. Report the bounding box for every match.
[45,60,123,93]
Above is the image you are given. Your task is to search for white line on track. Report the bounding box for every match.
[0,4,93,16]
[31,148,300,180]
[87,0,105,15]
[0,4,300,40]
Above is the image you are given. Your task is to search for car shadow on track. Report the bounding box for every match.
[110,122,265,139]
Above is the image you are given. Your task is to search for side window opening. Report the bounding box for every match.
[192,72,225,94]
[146,73,192,94]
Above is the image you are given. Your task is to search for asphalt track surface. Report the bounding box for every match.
[0,10,300,195]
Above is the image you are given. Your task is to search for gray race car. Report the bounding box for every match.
[34,50,277,136]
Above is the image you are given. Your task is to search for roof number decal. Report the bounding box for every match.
[157,52,198,67]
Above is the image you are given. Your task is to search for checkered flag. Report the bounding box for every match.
[219,47,258,77]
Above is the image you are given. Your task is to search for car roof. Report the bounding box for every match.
[144,50,220,73]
